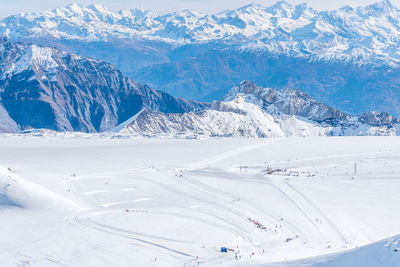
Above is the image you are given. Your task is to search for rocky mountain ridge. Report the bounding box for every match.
[2,1,400,116]
[0,38,206,132]
[2,1,400,66]
[119,81,400,137]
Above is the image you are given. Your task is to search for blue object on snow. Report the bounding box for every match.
[221,247,227,253]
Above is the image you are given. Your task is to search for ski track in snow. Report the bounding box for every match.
[182,174,301,241]
[184,138,281,171]
[101,198,153,207]
[82,188,137,196]
[47,138,400,265]
[1,136,400,266]
[270,176,347,247]
[64,210,195,257]
[60,139,282,265]
[283,180,349,245]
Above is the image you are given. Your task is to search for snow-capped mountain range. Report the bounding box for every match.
[2,1,400,116]
[0,38,205,132]
[2,1,400,134]
[2,0,400,66]
[223,81,348,124]
[0,35,397,136]
[119,81,400,138]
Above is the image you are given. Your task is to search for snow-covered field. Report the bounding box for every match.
[0,135,399,266]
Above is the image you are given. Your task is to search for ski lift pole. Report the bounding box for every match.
[354,162,357,177]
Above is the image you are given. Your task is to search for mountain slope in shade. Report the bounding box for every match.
[226,81,400,128]
[223,81,348,124]
[132,49,400,116]
[120,96,329,138]
[3,1,400,115]
[119,81,400,137]
[0,104,19,133]
[0,38,206,133]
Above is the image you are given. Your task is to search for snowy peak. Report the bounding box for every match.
[65,3,85,14]
[358,111,399,126]
[0,39,207,133]
[55,2,119,22]
[223,80,259,98]
[120,96,310,138]
[223,81,400,129]
[224,81,348,124]
[0,38,61,79]
[62,3,111,16]
[87,4,110,13]
[3,1,400,65]
[56,3,86,17]
[156,9,204,28]
[266,0,309,18]
[365,0,397,12]
[119,82,400,138]
[118,8,152,18]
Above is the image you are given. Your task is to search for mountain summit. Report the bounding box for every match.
[0,38,206,132]
[2,1,400,116]
[117,81,400,137]
[2,1,400,65]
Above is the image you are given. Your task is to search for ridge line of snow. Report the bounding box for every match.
[111,109,146,133]
[0,166,79,210]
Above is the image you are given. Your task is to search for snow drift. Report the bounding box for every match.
[0,166,78,210]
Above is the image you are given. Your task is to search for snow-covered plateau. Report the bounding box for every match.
[0,134,399,266]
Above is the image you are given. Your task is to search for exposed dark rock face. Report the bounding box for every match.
[224,81,349,125]
[4,2,400,116]
[0,38,206,132]
[358,112,399,127]
[118,81,400,138]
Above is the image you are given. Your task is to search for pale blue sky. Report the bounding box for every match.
[0,0,397,17]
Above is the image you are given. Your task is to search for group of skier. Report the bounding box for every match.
[248,217,268,230]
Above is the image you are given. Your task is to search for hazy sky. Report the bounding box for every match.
[0,0,398,17]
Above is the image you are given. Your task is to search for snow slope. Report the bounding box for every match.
[0,166,78,210]
[244,235,400,266]
[120,95,330,138]
[0,135,399,266]
[118,82,400,138]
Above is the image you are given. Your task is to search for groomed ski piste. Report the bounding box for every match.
[0,133,399,266]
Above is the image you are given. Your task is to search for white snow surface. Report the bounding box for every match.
[2,1,400,65]
[119,95,400,138]
[0,166,78,210]
[121,97,294,138]
[1,44,61,79]
[0,134,399,266]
